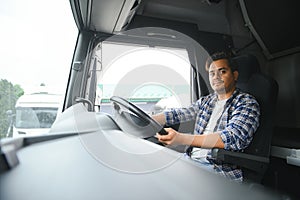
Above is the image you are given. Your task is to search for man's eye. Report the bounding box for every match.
[220,70,226,74]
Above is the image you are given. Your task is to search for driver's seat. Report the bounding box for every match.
[211,54,279,183]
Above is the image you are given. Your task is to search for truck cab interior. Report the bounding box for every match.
[1,0,299,199]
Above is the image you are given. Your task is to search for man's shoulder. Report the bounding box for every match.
[233,89,259,104]
[197,93,216,103]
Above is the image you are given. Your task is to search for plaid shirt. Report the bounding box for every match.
[164,89,260,181]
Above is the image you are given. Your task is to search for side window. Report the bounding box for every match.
[95,41,191,115]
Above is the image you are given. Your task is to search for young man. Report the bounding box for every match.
[153,52,260,182]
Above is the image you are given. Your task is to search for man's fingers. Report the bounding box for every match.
[159,131,175,141]
[156,128,178,145]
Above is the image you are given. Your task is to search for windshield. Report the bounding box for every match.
[15,107,58,129]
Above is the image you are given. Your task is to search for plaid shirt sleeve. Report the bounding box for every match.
[219,94,260,151]
[163,99,202,126]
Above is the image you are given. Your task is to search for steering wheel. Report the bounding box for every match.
[110,96,168,138]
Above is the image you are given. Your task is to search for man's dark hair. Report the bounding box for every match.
[205,51,238,72]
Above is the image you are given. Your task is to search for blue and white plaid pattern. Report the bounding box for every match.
[164,89,260,181]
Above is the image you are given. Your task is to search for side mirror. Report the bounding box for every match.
[6,110,15,121]
[6,110,15,137]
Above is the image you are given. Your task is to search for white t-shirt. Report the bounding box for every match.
[190,98,227,163]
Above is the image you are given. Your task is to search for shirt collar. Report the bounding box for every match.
[212,88,240,105]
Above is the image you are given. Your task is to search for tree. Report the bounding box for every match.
[0,79,24,138]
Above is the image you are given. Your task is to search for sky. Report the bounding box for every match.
[0,0,78,94]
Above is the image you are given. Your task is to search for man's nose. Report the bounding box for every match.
[213,71,221,79]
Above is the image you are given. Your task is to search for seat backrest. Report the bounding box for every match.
[234,54,279,157]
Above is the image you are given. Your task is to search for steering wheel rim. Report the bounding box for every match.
[110,96,167,136]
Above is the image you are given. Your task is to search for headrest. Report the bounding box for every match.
[233,54,261,83]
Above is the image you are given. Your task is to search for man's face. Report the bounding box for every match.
[208,59,238,95]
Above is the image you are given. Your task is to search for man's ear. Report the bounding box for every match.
[233,71,239,81]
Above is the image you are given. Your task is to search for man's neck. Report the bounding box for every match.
[217,88,235,100]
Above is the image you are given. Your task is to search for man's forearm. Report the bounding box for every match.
[157,128,225,149]
[178,133,225,149]
[193,133,225,149]
[152,113,166,125]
